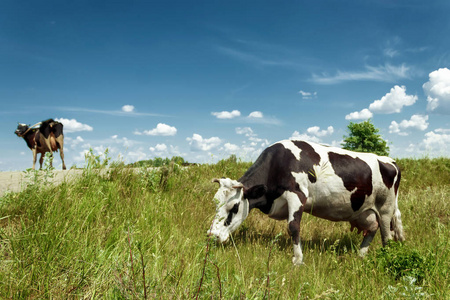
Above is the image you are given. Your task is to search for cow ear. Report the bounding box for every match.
[244,184,267,200]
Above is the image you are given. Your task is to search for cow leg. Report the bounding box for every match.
[285,190,306,265]
[60,150,66,170]
[32,148,38,170]
[377,195,396,246]
[378,214,393,246]
[359,230,377,257]
[39,153,44,169]
[57,136,66,170]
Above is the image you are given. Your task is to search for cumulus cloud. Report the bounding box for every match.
[290,125,334,143]
[211,110,241,119]
[248,111,263,118]
[236,127,254,136]
[423,68,450,114]
[149,143,181,158]
[127,147,148,162]
[135,123,177,136]
[307,126,334,137]
[422,129,450,155]
[290,131,321,143]
[121,105,135,113]
[368,85,417,114]
[55,118,93,133]
[389,114,429,135]
[345,108,373,120]
[223,143,240,152]
[186,134,222,152]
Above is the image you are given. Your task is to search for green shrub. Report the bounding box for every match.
[372,241,436,283]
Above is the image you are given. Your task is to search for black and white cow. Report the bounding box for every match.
[208,140,404,265]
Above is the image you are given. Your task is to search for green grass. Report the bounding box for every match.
[0,157,449,299]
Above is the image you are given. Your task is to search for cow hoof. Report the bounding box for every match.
[358,247,369,257]
[292,257,305,266]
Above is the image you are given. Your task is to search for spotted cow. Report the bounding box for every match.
[15,119,67,170]
[208,140,404,265]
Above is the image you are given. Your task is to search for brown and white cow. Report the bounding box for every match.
[15,119,67,170]
[208,140,404,265]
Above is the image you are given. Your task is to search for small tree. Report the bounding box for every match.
[342,119,390,156]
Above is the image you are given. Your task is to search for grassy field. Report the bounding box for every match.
[0,156,449,299]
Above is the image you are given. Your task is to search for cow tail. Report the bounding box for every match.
[391,167,405,242]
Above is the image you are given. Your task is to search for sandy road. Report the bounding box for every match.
[0,169,84,197]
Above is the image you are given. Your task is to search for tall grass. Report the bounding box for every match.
[0,156,448,298]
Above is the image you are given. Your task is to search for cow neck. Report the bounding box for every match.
[19,122,42,137]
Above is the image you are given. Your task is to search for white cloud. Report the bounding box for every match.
[298,90,317,99]
[307,125,334,137]
[121,105,135,113]
[383,48,398,58]
[345,108,373,120]
[136,123,177,136]
[422,130,450,155]
[211,110,241,119]
[290,125,334,143]
[423,68,450,114]
[149,143,182,158]
[127,148,148,162]
[223,143,240,152]
[150,143,168,152]
[290,131,321,143]
[435,128,450,134]
[236,127,254,136]
[389,114,429,135]
[186,134,222,152]
[311,64,412,84]
[368,85,417,114]
[248,111,263,118]
[55,118,93,133]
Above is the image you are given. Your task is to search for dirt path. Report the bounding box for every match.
[0,169,84,197]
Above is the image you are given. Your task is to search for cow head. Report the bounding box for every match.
[15,123,29,137]
[208,178,267,242]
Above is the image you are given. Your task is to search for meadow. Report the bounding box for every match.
[0,154,448,299]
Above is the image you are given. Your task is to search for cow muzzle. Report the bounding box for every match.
[207,228,229,243]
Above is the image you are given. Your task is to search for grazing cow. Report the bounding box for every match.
[15,119,67,170]
[208,140,404,265]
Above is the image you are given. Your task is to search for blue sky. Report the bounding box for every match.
[1,0,450,171]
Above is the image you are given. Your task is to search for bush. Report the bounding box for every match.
[372,241,436,283]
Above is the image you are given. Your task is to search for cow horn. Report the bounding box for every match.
[212,178,221,184]
[232,183,245,189]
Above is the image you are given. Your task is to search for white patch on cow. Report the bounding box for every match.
[284,190,305,265]
[268,197,289,220]
[279,140,301,160]
[290,172,310,197]
[208,178,249,243]
[292,243,304,265]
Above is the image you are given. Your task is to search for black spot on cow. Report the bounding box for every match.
[292,141,321,183]
[378,160,397,189]
[328,152,373,211]
[239,141,320,215]
[40,119,63,139]
[224,203,240,226]
[393,162,401,196]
